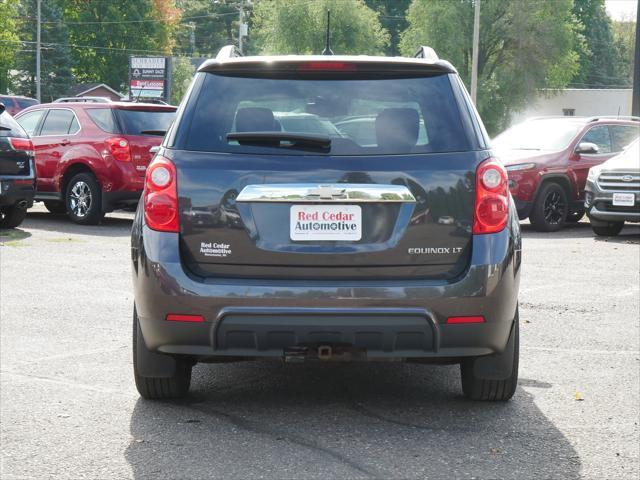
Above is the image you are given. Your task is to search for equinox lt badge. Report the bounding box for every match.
[408,247,463,254]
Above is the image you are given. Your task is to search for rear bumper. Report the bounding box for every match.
[0,177,35,208]
[132,211,522,360]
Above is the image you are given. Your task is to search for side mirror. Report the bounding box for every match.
[0,102,5,114]
[575,142,599,155]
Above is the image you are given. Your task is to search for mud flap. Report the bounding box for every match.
[134,309,177,378]
[471,318,517,380]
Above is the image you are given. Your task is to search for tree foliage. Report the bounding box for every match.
[170,56,195,105]
[0,0,20,94]
[611,18,636,87]
[252,0,389,55]
[364,0,411,56]
[400,0,581,134]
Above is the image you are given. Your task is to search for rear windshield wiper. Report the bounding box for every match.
[139,129,167,136]
[0,126,11,131]
[227,132,331,150]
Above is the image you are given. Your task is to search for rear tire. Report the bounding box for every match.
[529,182,568,232]
[133,308,192,400]
[460,310,519,401]
[592,221,624,237]
[44,201,67,214]
[65,173,104,225]
[0,205,27,229]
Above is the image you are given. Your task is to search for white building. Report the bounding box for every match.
[510,88,633,125]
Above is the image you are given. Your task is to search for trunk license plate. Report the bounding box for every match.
[612,192,635,206]
[290,205,362,241]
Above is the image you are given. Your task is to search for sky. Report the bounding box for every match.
[605,0,637,21]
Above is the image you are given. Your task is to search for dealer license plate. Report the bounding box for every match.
[612,192,635,207]
[290,205,362,241]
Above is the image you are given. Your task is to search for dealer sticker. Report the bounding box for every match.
[290,205,362,241]
[612,192,635,207]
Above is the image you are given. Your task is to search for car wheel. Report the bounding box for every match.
[592,221,624,237]
[0,205,27,229]
[566,210,584,223]
[529,182,568,232]
[133,307,192,400]
[460,308,519,401]
[65,173,104,225]
[44,201,67,214]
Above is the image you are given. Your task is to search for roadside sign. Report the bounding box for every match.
[129,56,170,101]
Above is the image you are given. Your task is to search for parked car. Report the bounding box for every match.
[585,139,639,236]
[0,95,39,116]
[493,116,639,232]
[0,103,35,228]
[15,101,176,224]
[131,45,522,401]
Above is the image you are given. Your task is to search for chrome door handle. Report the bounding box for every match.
[236,184,416,203]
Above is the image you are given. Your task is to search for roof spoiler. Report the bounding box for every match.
[414,46,439,63]
[216,45,243,60]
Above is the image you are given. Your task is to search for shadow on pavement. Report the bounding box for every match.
[0,228,32,243]
[23,211,133,237]
[126,361,580,479]
[521,220,640,243]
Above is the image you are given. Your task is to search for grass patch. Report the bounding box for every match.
[1,240,27,247]
[46,237,84,243]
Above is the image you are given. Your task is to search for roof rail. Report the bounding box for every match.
[587,115,640,122]
[54,96,111,103]
[216,45,243,61]
[414,46,439,63]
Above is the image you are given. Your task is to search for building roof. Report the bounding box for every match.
[67,83,123,98]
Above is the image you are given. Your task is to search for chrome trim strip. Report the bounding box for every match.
[236,184,416,203]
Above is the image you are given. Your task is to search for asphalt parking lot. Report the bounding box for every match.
[1,204,639,480]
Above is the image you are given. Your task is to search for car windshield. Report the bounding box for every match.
[178,72,470,155]
[493,119,583,151]
[114,109,175,136]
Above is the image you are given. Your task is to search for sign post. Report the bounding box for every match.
[129,56,169,102]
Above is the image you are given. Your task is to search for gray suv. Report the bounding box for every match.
[131,46,522,401]
[585,139,640,235]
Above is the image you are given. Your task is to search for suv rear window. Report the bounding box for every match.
[0,111,28,138]
[179,72,469,155]
[114,109,175,136]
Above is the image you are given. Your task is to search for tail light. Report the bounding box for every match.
[473,158,509,234]
[9,138,34,155]
[105,136,131,162]
[144,155,179,232]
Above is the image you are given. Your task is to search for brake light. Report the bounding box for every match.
[473,158,509,234]
[144,155,179,232]
[9,138,34,154]
[105,136,131,162]
[298,62,357,72]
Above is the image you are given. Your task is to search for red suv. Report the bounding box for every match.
[15,101,176,224]
[493,117,639,231]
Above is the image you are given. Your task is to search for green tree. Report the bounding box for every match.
[252,0,389,55]
[10,0,74,101]
[611,17,636,87]
[572,0,627,88]
[0,0,20,94]
[364,0,411,56]
[400,0,581,134]
[170,56,195,105]
[64,0,181,91]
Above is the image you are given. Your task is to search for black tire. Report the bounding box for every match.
[0,205,27,229]
[566,210,584,223]
[529,182,568,232]
[133,308,192,400]
[592,221,624,237]
[460,310,519,401]
[44,201,67,214]
[65,173,104,225]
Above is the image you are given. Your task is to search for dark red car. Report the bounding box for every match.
[15,101,176,224]
[493,117,639,231]
[0,95,39,116]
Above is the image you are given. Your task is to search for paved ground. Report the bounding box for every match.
[1,204,639,479]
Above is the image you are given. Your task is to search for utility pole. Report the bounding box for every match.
[36,0,41,102]
[632,0,639,116]
[238,0,244,55]
[470,0,480,104]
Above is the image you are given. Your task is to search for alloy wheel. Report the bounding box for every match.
[69,181,92,218]
[543,190,565,225]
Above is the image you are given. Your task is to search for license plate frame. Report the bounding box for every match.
[290,204,362,241]
[612,192,635,207]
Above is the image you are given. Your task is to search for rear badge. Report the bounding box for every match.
[408,247,463,255]
[291,205,362,241]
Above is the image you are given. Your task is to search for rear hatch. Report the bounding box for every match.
[113,106,176,175]
[170,62,484,280]
[0,112,32,177]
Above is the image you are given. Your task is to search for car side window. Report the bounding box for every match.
[16,110,45,136]
[581,125,611,154]
[69,115,80,134]
[86,108,117,133]
[40,109,76,136]
[609,125,640,152]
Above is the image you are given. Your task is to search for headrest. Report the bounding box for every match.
[375,108,420,153]
[235,107,276,132]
